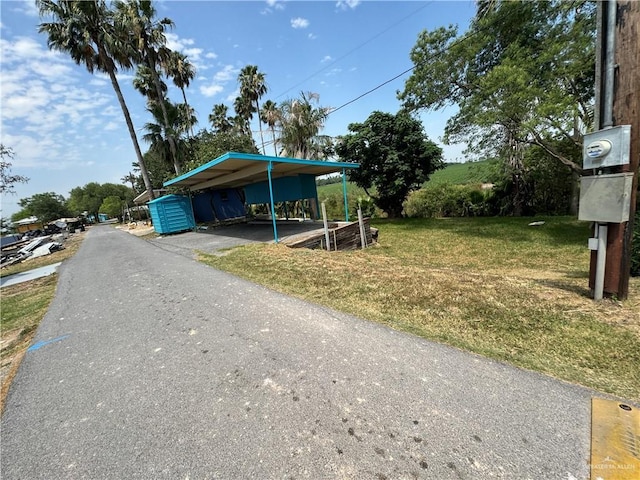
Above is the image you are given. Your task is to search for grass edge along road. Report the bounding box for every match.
[199,216,640,403]
[0,232,86,413]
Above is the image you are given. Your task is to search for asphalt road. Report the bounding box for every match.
[1,225,594,479]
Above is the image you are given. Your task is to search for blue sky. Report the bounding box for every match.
[0,0,476,218]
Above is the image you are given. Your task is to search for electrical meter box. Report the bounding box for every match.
[578,172,634,223]
[583,125,631,169]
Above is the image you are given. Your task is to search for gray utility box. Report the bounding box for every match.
[578,172,634,223]
[583,125,631,169]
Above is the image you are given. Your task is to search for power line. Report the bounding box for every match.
[274,1,433,100]
[327,16,496,117]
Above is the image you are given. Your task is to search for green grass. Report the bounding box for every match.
[317,180,369,199]
[1,276,57,336]
[428,160,494,186]
[198,216,640,402]
[1,230,86,412]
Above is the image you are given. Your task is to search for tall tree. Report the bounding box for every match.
[208,103,233,134]
[336,111,443,218]
[37,0,156,199]
[260,100,280,156]
[233,95,253,136]
[238,65,268,154]
[121,171,139,194]
[0,145,29,194]
[115,0,181,174]
[142,100,189,175]
[278,92,331,159]
[165,51,196,137]
[12,192,71,223]
[398,0,595,213]
[133,64,167,102]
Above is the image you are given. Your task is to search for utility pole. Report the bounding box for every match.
[588,1,639,300]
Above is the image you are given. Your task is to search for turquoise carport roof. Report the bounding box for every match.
[163,152,359,191]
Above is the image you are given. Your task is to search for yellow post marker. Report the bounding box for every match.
[591,398,640,479]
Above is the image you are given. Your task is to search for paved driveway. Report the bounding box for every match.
[1,225,594,479]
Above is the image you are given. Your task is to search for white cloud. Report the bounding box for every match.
[200,84,224,98]
[165,32,195,52]
[200,65,238,98]
[262,0,285,14]
[213,65,238,83]
[163,32,212,71]
[12,0,39,17]
[291,17,309,29]
[321,55,333,63]
[0,34,121,171]
[308,33,317,40]
[336,0,361,10]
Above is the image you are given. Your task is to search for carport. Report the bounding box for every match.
[163,152,359,242]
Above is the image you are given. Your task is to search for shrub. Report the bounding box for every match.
[403,183,493,218]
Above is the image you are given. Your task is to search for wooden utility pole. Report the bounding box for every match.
[612,1,639,298]
[589,1,639,299]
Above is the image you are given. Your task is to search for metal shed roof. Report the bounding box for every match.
[163,151,359,191]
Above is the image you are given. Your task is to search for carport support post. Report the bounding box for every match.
[188,190,197,231]
[267,161,279,243]
[342,168,349,222]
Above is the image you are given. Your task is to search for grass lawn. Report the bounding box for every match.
[0,231,86,413]
[199,216,640,402]
[428,160,494,186]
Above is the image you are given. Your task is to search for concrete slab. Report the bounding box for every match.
[148,220,332,258]
[0,262,62,289]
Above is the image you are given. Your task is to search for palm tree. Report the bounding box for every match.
[37,0,156,200]
[233,95,253,136]
[238,65,267,154]
[208,103,232,133]
[260,99,280,156]
[143,100,190,175]
[133,64,167,102]
[278,91,331,159]
[114,0,181,174]
[121,171,138,193]
[165,51,196,136]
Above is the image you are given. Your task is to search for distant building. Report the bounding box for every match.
[12,216,43,233]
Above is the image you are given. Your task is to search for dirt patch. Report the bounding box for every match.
[117,222,156,237]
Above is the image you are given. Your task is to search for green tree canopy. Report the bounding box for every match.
[100,195,124,219]
[398,0,595,174]
[68,182,133,221]
[185,130,258,171]
[11,192,70,223]
[336,111,443,218]
[278,91,332,159]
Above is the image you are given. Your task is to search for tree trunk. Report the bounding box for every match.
[256,99,266,155]
[271,126,278,156]
[569,170,579,216]
[507,130,526,216]
[146,46,180,175]
[106,67,155,201]
[181,87,194,138]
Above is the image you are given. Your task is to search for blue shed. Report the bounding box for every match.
[148,194,195,234]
